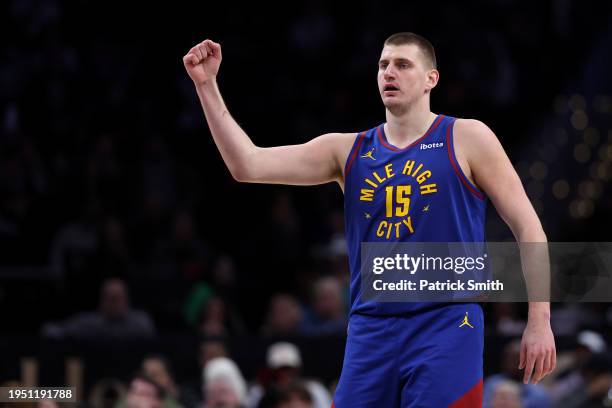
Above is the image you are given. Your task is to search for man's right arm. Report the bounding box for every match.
[184,40,355,186]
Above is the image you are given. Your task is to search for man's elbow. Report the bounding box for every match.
[229,166,250,183]
[229,161,261,183]
[230,148,261,182]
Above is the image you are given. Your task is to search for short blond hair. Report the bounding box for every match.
[384,32,437,69]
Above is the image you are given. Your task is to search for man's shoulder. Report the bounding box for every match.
[318,131,368,160]
[322,131,367,142]
[453,118,494,136]
[126,309,154,323]
[329,128,380,151]
[69,311,102,324]
[452,118,499,150]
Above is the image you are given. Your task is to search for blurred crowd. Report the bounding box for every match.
[3,328,612,407]
[2,0,612,407]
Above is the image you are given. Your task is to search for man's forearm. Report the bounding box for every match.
[195,79,256,180]
[518,224,551,323]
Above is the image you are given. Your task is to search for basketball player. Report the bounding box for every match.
[183,33,556,407]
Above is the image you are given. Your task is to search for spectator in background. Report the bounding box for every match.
[141,355,185,408]
[247,342,331,408]
[49,203,99,279]
[545,329,606,390]
[302,277,346,336]
[260,294,304,337]
[195,296,245,337]
[483,339,551,408]
[130,192,172,263]
[550,304,603,337]
[491,303,526,337]
[308,210,347,261]
[129,135,178,262]
[275,382,313,408]
[151,209,210,281]
[41,277,156,340]
[315,211,350,314]
[183,282,214,329]
[547,331,609,407]
[260,382,314,408]
[188,265,247,352]
[117,373,165,408]
[86,133,123,211]
[322,210,347,260]
[490,380,523,408]
[266,193,302,261]
[210,254,240,305]
[199,339,230,367]
[552,353,612,408]
[181,339,231,408]
[203,357,247,408]
[89,378,127,408]
[0,136,47,243]
[89,216,135,279]
[259,193,303,291]
[37,401,59,408]
[140,137,177,214]
[198,296,227,338]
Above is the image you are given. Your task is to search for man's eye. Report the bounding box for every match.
[399,64,408,69]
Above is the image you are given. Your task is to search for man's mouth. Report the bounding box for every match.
[383,84,400,94]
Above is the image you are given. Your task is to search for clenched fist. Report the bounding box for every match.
[183,39,222,85]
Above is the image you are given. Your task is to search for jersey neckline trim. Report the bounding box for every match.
[378,114,444,152]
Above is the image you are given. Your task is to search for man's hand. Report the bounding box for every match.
[519,317,556,384]
[183,39,222,85]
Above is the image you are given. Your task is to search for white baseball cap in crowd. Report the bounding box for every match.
[577,330,607,353]
[267,342,302,369]
[203,357,247,403]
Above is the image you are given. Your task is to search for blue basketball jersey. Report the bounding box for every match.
[343,114,487,315]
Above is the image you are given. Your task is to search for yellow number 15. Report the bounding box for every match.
[385,185,411,217]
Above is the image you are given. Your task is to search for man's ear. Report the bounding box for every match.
[425,69,439,93]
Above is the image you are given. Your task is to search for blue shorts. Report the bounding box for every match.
[333,303,484,408]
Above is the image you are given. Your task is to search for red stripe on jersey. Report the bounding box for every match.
[345,131,367,175]
[446,122,485,200]
[449,378,483,408]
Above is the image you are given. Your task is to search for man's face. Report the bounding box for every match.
[126,379,161,408]
[377,44,437,111]
[273,367,299,387]
[100,280,129,320]
[314,283,342,319]
[143,359,172,390]
[204,379,241,408]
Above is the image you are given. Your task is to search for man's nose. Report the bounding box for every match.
[383,66,396,80]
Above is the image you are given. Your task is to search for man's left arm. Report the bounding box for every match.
[453,118,556,385]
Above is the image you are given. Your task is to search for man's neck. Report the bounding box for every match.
[384,102,436,148]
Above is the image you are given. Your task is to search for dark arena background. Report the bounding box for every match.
[2,1,612,407]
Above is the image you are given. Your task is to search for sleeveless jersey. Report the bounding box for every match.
[343,114,487,315]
